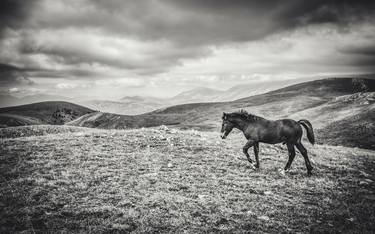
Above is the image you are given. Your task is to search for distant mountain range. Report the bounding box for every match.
[171,78,305,104]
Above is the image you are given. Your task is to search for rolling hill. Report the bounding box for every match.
[170,78,309,104]
[1,78,374,148]
[80,96,170,115]
[0,101,94,127]
[171,87,224,104]
[0,94,74,108]
[0,78,310,114]
[68,78,375,149]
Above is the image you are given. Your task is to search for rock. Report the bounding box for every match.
[158,125,169,131]
[364,178,373,183]
[258,215,270,221]
[167,163,173,168]
[246,210,255,216]
[359,170,370,177]
[359,180,369,185]
[264,191,273,195]
[198,194,207,199]
[347,217,355,222]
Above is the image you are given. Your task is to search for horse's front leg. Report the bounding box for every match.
[242,140,255,166]
[253,142,260,168]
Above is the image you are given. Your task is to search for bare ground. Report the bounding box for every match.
[1,126,375,233]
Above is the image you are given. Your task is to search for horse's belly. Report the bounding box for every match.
[259,133,284,144]
[259,129,293,144]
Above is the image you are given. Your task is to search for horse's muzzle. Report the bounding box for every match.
[221,132,227,139]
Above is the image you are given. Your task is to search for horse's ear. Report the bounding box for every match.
[222,112,227,120]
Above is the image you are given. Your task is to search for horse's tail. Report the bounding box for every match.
[298,119,315,145]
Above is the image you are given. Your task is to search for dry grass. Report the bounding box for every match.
[1,126,375,233]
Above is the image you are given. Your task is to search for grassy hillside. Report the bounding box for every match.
[0,101,94,127]
[2,78,374,149]
[316,93,375,149]
[1,126,374,233]
[67,78,375,149]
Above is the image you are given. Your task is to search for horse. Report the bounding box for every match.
[220,110,315,175]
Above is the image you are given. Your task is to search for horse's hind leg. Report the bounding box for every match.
[253,142,260,168]
[295,142,313,175]
[284,143,296,171]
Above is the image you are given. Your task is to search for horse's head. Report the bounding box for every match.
[221,112,235,139]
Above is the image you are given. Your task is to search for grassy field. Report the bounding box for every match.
[1,126,375,233]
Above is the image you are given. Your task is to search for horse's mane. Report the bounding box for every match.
[229,109,264,122]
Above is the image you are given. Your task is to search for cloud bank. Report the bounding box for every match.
[0,0,374,98]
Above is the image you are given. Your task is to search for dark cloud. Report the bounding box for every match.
[18,30,210,76]
[339,46,375,69]
[0,0,38,37]
[96,0,375,44]
[1,0,375,81]
[30,0,375,46]
[341,45,375,56]
[0,63,35,86]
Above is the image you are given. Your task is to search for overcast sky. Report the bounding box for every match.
[1,0,375,99]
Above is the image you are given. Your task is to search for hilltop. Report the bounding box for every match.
[0,101,94,127]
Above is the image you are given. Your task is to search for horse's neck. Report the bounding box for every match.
[233,118,250,132]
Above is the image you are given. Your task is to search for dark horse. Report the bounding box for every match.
[221,110,315,175]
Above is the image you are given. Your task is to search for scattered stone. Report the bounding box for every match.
[359,171,370,177]
[264,191,273,195]
[258,215,270,221]
[246,210,255,216]
[347,217,355,222]
[167,163,173,168]
[158,125,169,131]
[198,194,207,199]
[359,180,369,185]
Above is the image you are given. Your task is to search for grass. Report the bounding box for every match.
[1,125,375,233]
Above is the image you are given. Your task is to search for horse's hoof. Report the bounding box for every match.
[278,168,286,176]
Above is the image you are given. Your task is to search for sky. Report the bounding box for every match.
[0,0,375,99]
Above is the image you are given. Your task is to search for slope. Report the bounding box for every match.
[0,101,94,127]
[1,126,374,233]
[68,78,375,149]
